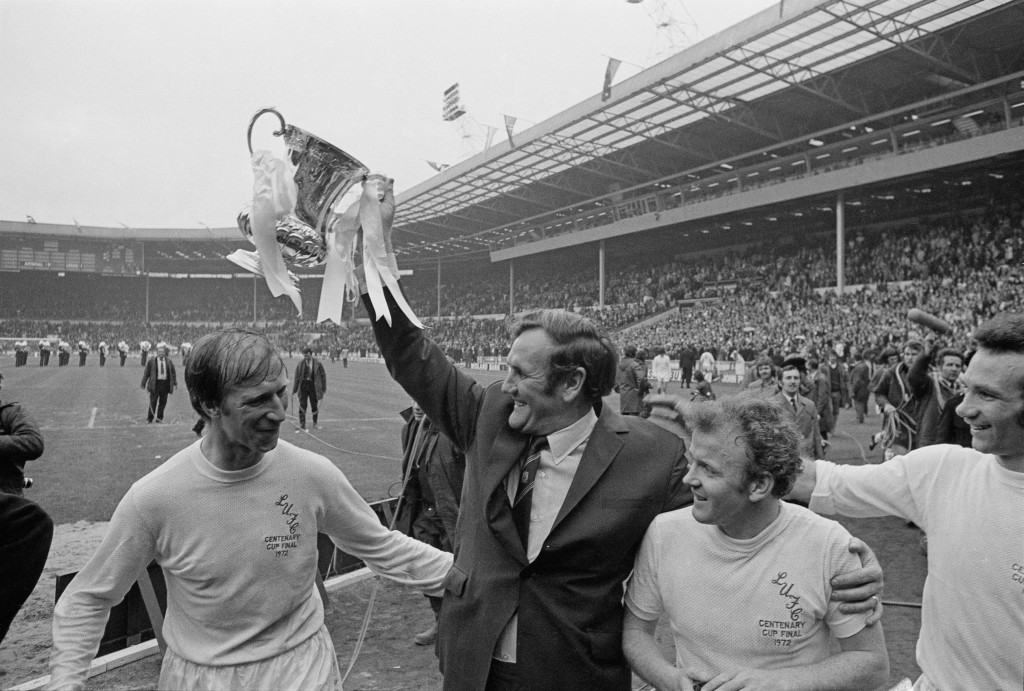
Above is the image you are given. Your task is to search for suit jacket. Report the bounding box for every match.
[772,391,823,458]
[292,358,327,400]
[140,357,176,394]
[368,288,689,691]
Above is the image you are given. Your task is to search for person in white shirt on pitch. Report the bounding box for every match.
[651,347,673,395]
[788,312,1024,690]
[625,396,888,691]
[49,328,452,691]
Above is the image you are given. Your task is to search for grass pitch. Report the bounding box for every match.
[1,354,924,684]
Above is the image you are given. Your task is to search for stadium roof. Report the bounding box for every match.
[3,0,1022,270]
[391,0,1024,262]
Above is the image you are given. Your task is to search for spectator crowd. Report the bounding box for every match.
[1,207,1021,364]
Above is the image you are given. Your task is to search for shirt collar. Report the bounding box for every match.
[545,408,598,465]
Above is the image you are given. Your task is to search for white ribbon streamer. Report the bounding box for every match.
[250,150,302,315]
[316,197,360,325]
[316,176,423,328]
[360,177,423,328]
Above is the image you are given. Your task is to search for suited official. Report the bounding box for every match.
[140,344,177,423]
[292,347,326,432]
[772,363,824,458]
[363,272,689,688]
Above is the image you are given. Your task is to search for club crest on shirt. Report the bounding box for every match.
[263,494,301,557]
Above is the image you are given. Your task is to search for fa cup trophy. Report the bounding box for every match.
[229,108,421,327]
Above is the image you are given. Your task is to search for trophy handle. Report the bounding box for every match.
[248,108,287,154]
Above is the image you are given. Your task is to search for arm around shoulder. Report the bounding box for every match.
[623,609,696,691]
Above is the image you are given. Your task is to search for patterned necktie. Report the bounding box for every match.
[512,436,547,546]
[791,397,798,413]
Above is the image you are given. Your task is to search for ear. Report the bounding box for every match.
[747,472,775,503]
[199,398,221,419]
[560,367,587,403]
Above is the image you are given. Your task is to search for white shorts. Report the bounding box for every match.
[158,624,342,691]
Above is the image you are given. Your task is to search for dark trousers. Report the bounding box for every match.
[99,353,106,367]
[39,351,49,366]
[0,494,54,644]
[141,352,148,367]
[485,660,524,691]
[79,352,87,366]
[120,353,127,366]
[298,384,318,427]
[148,385,170,422]
[681,366,693,388]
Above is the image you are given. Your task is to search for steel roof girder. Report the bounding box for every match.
[827,1,982,85]
[480,159,603,198]
[652,82,785,142]
[521,144,639,185]
[538,134,662,179]
[590,110,718,161]
[729,46,870,116]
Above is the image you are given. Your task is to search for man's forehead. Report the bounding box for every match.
[964,350,1024,391]
[691,428,748,467]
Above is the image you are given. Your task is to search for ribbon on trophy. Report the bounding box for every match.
[230,108,422,328]
[318,175,423,327]
[246,150,303,313]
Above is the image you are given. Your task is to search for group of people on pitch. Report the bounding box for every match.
[40,238,1022,690]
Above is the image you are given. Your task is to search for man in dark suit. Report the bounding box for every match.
[772,363,824,458]
[292,346,326,432]
[140,344,176,423]
[360,186,880,691]
[368,286,689,691]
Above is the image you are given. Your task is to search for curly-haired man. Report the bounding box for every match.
[625,395,888,691]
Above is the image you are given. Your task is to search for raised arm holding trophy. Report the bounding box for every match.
[228,108,419,327]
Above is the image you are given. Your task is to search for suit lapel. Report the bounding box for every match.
[484,425,530,562]
[549,407,625,535]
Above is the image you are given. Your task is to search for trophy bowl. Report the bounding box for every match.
[236,211,328,269]
[248,108,369,236]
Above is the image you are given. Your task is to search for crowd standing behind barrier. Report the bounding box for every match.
[0,209,1021,362]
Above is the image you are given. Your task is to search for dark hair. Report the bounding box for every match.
[656,346,666,356]
[624,345,637,358]
[693,371,705,382]
[973,313,1024,354]
[302,346,313,354]
[185,328,285,420]
[935,347,963,365]
[686,395,802,497]
[754,356,774,372]
[512,310,618,404]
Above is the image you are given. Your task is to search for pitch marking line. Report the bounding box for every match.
[88,407,98,428]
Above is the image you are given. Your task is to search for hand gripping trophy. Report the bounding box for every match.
[229,108,420,326]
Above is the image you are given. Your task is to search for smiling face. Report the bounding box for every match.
[501,328,576,436]
[684,427,759,538]
[955,348,1024,470]
[211,367,289,466]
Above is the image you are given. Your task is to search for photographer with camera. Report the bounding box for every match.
[0,370,53,645]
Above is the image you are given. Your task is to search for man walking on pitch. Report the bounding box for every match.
[293,346,326,432]
[141,343,176,423]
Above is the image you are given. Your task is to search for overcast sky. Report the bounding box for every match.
[0,0,778,229]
